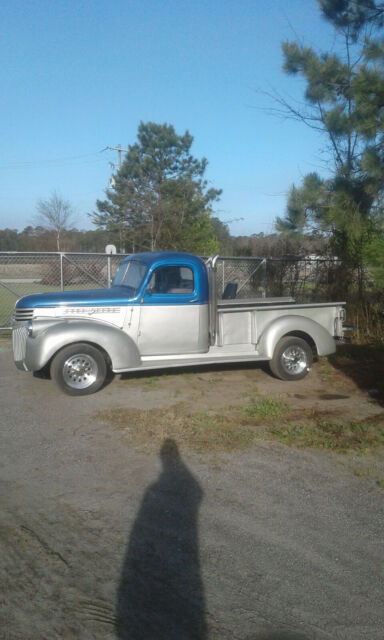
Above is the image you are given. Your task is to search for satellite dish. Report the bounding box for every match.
[105,244,117,254]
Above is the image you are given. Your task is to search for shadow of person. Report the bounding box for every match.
[115,438,206,640]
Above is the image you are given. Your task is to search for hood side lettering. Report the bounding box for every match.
[63,307,121,315]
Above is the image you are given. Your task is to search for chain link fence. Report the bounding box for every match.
[216,256,342,302]
[0,252,342,330]
[215,257,267,299]
[264,256,343,301]
[0,252,129,330]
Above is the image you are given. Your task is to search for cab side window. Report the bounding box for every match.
[148,266,194,294]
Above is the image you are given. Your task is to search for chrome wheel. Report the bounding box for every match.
[281,345,308,376]
[51,343,108,395]
[62,353,99,389]
[269,336,313,381]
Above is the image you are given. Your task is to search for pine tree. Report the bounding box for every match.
[92,122,222,254]
[276,0,384,295]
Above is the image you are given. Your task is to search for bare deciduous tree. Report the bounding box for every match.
[35,191,74,251]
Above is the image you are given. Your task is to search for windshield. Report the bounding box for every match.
[112,260,147,295]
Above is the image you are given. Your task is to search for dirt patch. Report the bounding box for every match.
[94,404,255,453]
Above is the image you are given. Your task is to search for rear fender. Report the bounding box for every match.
[257,315,336,359]
[25,318,141,372]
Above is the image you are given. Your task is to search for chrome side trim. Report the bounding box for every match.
[217,301,346,313]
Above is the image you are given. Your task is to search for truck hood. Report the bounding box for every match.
[15,286,137,309]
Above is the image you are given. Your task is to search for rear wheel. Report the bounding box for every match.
[51,343,107,395]
[269,336,313,381]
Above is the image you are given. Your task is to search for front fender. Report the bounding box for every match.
[24,318,141,371]
[257,315,336,359]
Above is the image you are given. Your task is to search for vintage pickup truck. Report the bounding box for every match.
[12,251,346,395]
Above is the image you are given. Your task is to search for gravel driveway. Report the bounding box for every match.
[1,342,383,639]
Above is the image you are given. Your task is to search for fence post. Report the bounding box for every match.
[107,256,111,288]
[261,259,266,298]
[60,253,64,291]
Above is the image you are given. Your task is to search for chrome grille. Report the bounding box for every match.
[12,325,28,361]
[15,308,34,321]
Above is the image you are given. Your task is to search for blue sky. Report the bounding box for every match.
[0,0,336,237]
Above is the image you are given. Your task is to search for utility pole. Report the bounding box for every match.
[104,145,129,253]
[106,144,129,169]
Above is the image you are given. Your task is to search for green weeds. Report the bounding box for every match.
[95,398,384,455]
[266,419,384,453]
[245,397,286,420]
[95,404,254,453]
[142,376,160,391]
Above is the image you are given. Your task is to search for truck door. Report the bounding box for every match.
[138,264,208,356]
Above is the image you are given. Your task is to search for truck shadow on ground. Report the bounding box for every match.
[329,343,384,407]
[118,360,268,382]
[115,438,206,639]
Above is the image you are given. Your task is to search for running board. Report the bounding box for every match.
[113,351,266,374]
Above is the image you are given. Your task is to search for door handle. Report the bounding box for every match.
[189,298,198,303]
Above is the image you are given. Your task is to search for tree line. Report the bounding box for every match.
[0,226,124,253]
[0,225,327,259]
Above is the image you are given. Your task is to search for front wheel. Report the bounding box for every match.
[51,343,108,395]
[269,336,313,381]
